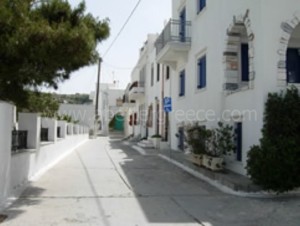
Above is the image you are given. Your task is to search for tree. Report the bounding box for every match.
[0,0,110,106]
[246,87,300,193]
[19,91,59,117]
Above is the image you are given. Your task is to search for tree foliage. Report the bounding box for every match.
[0,0,110,105]
[18,91,59,117]
[246,87,300,193]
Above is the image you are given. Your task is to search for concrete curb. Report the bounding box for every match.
[158,154,300,198]
[132,145,146,156]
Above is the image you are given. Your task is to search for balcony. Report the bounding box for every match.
[155,19,191,70]
[128,81,145,100]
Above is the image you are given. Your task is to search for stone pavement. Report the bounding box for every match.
[158,148,261,194]
[1,136,300,226]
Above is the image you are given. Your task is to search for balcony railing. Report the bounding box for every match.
[155,19,192,56]
[12,130,28,152]
[129,81,145,91]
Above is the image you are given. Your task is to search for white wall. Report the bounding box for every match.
[59,104,95,129]
[9,135,88,202]
[167,0,300,175]
[57,121,67,138]
[41,118,57,142]
[19,113,41,150]
[0,102,14,208]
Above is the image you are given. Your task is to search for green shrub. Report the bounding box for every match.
[151,134,162,138]
[246,87,300,193]
[184,123,212,155]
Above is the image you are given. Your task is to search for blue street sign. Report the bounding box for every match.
[163,97,172,112]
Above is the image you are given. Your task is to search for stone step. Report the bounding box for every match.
[137,141,154,149]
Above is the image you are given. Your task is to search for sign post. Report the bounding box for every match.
[163,97,172,113]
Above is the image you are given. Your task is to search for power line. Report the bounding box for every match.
[102,0,142,58]
[102,60,134,70]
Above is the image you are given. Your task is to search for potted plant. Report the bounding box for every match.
[151,134,162,149]
[204,122,235,171]
[184,123,211,166]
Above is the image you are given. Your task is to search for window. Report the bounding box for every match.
[151,64,154,86]
[197,0,206,13]
[179,70,185,97]
[197,55,206,89]
[235,122,242,162]
[166,66,170,80]
[241,44,249,82]
[287,48,300,83]
[157,63,160,82]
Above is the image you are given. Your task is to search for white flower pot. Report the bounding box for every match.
[189,154,203,166]
[151,138,161,149]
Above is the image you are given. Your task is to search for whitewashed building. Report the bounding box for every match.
[91,83,124,135]
[123,0,300,175]
[123,34,173,144]
[148,0,300,175]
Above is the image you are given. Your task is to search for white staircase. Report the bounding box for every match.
[137,139,155,149]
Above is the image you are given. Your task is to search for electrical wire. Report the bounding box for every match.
[102,0,142,58]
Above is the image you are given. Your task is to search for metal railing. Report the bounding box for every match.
[12,130,28,152]
[155,19,192,56]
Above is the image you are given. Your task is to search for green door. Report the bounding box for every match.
[114,115,124,131]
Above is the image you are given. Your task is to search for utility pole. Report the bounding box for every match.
[94,58,102,137]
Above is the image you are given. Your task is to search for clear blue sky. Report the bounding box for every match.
[54,0,171,94]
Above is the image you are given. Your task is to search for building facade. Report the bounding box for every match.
[125,0,300,176]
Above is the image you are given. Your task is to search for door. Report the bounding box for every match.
[179,8,186,42]
[235,123,242,162]
[178,127,184,151]
[287,48,300,83]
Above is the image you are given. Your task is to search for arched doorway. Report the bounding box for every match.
[277,11,300,86]
[223,10,255,94]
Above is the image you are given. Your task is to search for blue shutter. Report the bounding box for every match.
[197,59,201,88]
[287,48,300,83]
[202,56,206,88]
[198,56,206,89]
[201,0,206,10]
[241,44,249,82]
[198,0,206,12]
[182,71,185,96]
[179,8,186,42]
[179,72,183,96]
[235,123,242,162]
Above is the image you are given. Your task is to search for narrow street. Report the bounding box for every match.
[1,136,300,226]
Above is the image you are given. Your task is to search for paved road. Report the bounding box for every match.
[1,137,300,226]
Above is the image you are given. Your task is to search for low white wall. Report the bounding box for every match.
[57,121,67,138]
[41,118,57,142]
[0,102,14,208]
[9,134,88,200]
[19,113,41,149]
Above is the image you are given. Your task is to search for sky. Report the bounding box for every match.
[52,0,171,94]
